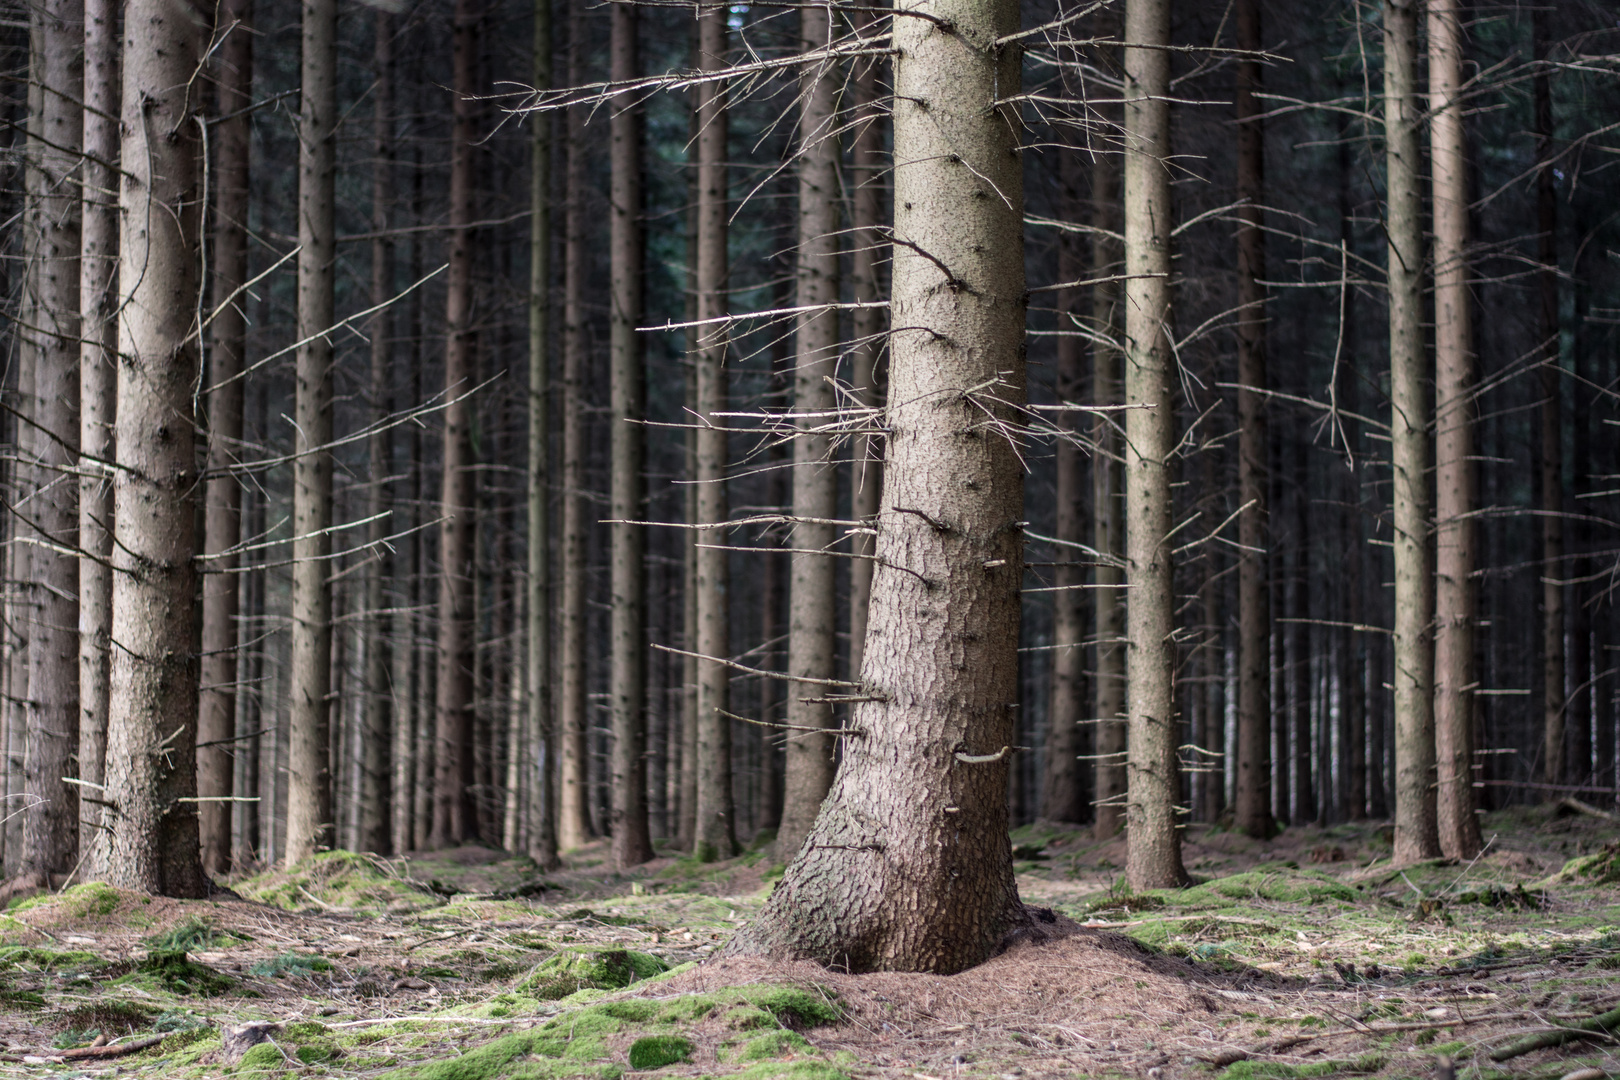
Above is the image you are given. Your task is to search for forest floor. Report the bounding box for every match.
[0,801,1617,1080]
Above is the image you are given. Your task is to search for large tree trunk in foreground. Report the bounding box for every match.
[431,0,480,847]
[1122,0,1187,891]
[692,2,736,862]
[285,0,337,865]
[1232,0,1274,841]
[103,0,210,897]
[609,0,653,870]
[78,0,119,876]
[199,0,252,876]
[775,1,841,861]
[728,0,1033,973]
[22,0,82,884]
[1384,0,1439,864]
[1429,0,1481,861]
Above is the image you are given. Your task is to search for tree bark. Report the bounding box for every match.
[432,0,481,848]
[557,4,591,852]
[76,0,117,878]
[728,0,1032,973]
[1232,0,1273,841]
[775,1,841,862]
[360,7,395,856]
[1533,4,1564,790]
[609,0,653,870]
[1122,0,1187,891]
[1383,0,1439,864]
[1429,0,1480,860]
[1042,144,1086,825]
[103,0,210,896]
[199,0,252,877]
[21,0,82,884]
[526,0,559,869]
[692,1,736,862]
[285,0,337,866]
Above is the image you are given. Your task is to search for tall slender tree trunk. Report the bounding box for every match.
[692,1,736,862]
[431,0,481,847]
[103,0,210,896]
[361,7,395,855]
[1383,0,1439,864]
[1533,5,1565,790]
[609,0,653,870]
[557,5,592,852]
[285,0,337,865]
[199,0,252,876]
[76,0,118,878]
[1122,0,1187,891]
[775,2,841,861]
[1090,16,1126,840]
[1429,0,1480,859]
[846,8,884,690]
[1233,0,1273,840]
[1042,145,1086,825]
[237,459,265,865]
[526,0,559,869]
[729,0,1034,973]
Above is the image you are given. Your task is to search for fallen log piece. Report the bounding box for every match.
[1489,1004,1620,1062]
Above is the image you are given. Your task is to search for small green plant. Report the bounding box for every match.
[133,949,234,995]
[249,952,333,977]
[628,1035,694,1069]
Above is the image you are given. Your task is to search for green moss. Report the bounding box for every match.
[0,945,102,969]
[159,1027,216,1053]
[380,1033,540,1080]
[735,1062,853,1080]
[126,949,234,996]
[627,1035,692,1069]
[238,1041,287,1075]
[517,948,667,1000]
[735,1030,814,1060]
[749,986,841,1027]
[0,988,44,1008]
[10,881,122,917]
[1218,1055,1386,1080]
[61,1000,158,1032]
[250,952,333,977]
[146,916,248,951]
[1192,870,1358,905]
[235,849,442,913]
[165,1032,223,1067]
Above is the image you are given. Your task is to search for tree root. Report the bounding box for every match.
[1489,1004,1620,1062]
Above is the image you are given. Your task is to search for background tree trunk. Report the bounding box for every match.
[1233,0,1274,841]
[103,0,210,896]
[692,1,736,862]
[609,0,653,870]
[1429,0,1481,860]
[775,1,841,861]
[199,0,252,876]
[1122,0,1188,891]
[431,0,480,847]
[728,0,1031,974]
[285,0,337,866]
[1384,0,1439,864]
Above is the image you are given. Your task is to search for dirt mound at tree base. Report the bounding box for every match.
[632,926,1278,1076]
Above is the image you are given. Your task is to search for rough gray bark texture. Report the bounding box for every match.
[1384,0,1438,865]
[199,0,252,876]
[727,0,1037,973]
[103,0,210,897]
[609,0,653,870]
[1121,0,1188,891]
[775,1,842,863]
[1428,0,1480,861]
[286,0,337,866]
[77,0,119,876]
[1232,0,1274,841]
[22,0,82,884]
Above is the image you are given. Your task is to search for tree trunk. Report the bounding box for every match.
[846,7,884,693]
[526,0,559,869]
[775,1,841,861]
[431,0,480,847]
[1429,0,1480,860]
[199,0,252,877]
[1383,0,1438,864]
[692,1,736,862]
[728,0,1034,973]
[103,0,210,896]
[285,0,337,866]
[1232,0,1273,841]
[361,7,395,855]
[1042,144,1086,825]
[557,4,591,852]
[20,0,82,885]
[1533,4,1565,790]
[609,0,653,870]
[77,0,118,879]
[1122,0,1187,891]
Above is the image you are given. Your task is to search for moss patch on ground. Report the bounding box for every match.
[518,947,668,1000]
[119,949,234,996]
[236,849,442,913]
